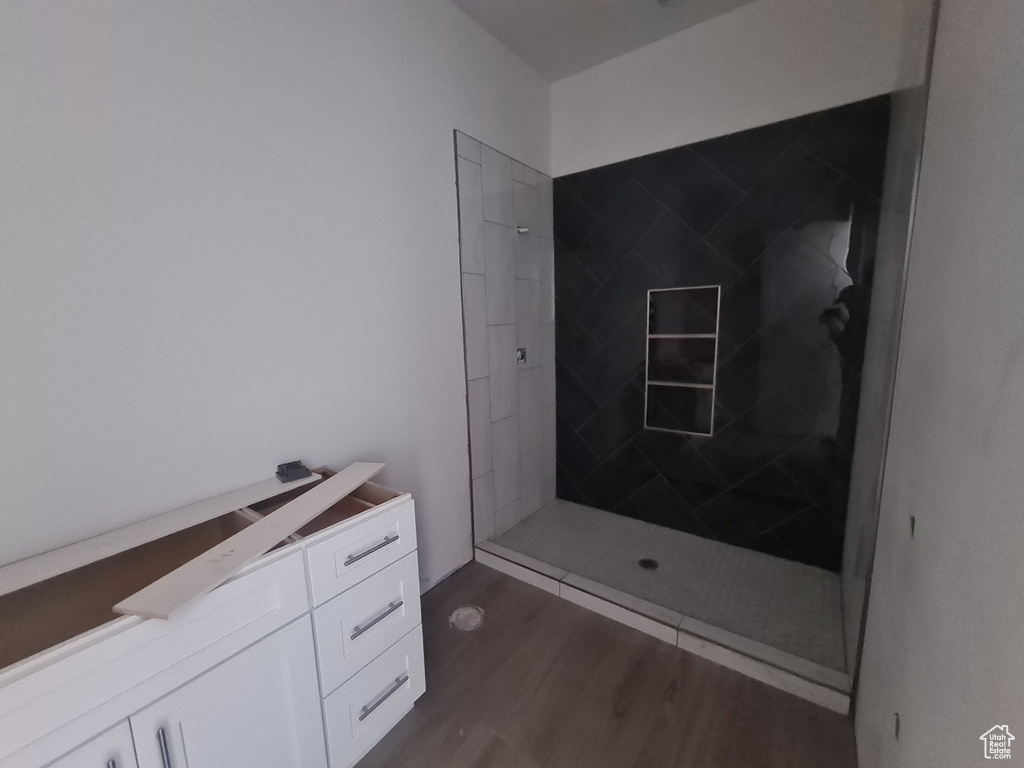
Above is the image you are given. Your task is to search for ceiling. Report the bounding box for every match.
[451,0,756,81]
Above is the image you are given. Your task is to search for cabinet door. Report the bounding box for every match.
[45,721,138,768]
[130,618,327,768]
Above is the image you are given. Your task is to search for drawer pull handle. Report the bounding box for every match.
[107,761,117,768]
[351,600,404,640]
[359,674,410,722]
[157,727,172,768]
[344,535,399,566]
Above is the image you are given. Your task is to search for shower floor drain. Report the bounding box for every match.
[449,605,485,631]
[638,558,659,571]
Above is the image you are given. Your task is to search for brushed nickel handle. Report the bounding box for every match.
[344,535,399,566]
[351,600,404,640]
[358,674,409,722]
[157,727,172,768]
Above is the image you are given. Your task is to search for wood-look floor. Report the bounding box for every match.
[356,562,858,768]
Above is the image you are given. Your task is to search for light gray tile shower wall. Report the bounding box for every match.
[471,472,495,545]
[518,366,543,453]
[456,157,484,274]
[542,403,557,502]
[484,223,515,325]
[466,376,492,479]
[481,145,513,225]
[538,175,553,239]
[521,446,544,517]
[457,131,555,539]
[539,237,555,324]
[456,131,481,164]
[515,279,541,370]
[513,182,540,280]
[491,414,521,510]
[513,159,539,187]
[461,273,488,381]
[487,324,518,421]
[494,498,523,537]
[541,325,556,405]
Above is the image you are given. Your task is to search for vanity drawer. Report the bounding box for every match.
[306,498,417,606]
[313,551,422,697]
[322,626,425,768]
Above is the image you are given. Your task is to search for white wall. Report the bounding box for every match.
[551,0,907,176]
[855,0,1024,764]
[0,0,550,590]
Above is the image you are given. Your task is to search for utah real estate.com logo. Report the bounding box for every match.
[980,725,1014,760]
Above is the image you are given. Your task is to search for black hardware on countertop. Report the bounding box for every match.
[276,461,312,482]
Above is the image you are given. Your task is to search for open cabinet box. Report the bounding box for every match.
[0,471,403,672]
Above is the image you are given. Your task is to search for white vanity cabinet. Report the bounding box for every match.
[130,618,327,768]
[0,476,424,768]
[43,722,138,768]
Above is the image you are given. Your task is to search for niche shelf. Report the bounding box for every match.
[644,285,721,436]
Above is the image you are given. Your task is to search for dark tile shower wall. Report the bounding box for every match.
[554,97,890,572]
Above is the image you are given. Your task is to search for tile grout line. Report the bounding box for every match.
[682,144,747,195]
[699,114,826,225]
[630,177,740,270]
[553,232,604,287]
[563,179,668,309]
[555,299,603,350]
[579,202,670,302]
[556,157,648,229]
[719,171,848,277]
[571,373,646,455]
[570,420,659,499]
[773,458,827,509]
[796,138,885,203]
[621,448,721,539]
[555,418,603,487]
[553,321,636,412]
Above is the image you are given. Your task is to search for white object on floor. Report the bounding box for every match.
[448,605,485,631]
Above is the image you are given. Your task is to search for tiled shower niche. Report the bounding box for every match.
[553,97,891,571]
[645,285,721,436]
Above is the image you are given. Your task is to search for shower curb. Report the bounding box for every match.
[474,543,852,715]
